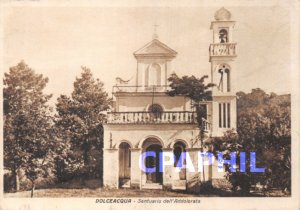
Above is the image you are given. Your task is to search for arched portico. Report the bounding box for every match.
[116,140,133,149]
[138,135,164,149]
[169,139,191,149]
[173,141,187,180]
[119,142,131,187]
[141,137,163,186]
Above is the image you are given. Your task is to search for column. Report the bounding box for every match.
[130,148,142,189]
[185,148,201,194]
[165,61,169,87]
[103,148,119,188]
[162,148,173,190]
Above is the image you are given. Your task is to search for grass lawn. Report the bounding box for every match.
[4,188,199,198]
[4,178,289,198]
[4,187,289,198]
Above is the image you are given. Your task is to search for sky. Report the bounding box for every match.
[2,6,291,104]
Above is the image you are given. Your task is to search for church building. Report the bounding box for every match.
[103,7,237,192]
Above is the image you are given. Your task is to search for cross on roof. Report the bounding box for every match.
[153,24,159,39]
[153,24,159,33]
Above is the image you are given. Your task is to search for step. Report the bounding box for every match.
[120,179,131,188]
[142,183,163,190]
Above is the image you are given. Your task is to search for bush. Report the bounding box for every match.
[54,156,84,183]
[199,181,214,194]
[4,172,14,193]
[226,172,251,193]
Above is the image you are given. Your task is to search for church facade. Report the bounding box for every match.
[103,7,237,192]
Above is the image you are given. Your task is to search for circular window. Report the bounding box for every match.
[148,104,163,118]
[148,104,163,113]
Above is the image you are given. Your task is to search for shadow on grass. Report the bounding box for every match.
[9,178,289,197]
[47,178,103,190]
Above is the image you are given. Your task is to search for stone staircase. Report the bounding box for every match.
[142,183,163,190]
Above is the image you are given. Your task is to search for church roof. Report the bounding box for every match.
[134,39,177,58]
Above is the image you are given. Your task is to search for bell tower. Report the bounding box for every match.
[209,7,237,136]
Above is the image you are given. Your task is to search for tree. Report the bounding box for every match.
[211,89,291,194]
[55,67,111,182]
[3,61,55,196]
[167,73,214,102]
[237,89,291,192]
[167,73,215,182]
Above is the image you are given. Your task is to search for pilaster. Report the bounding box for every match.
[103,148,119,188]
[130,148,142,189]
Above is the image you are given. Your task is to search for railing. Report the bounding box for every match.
[113,85,171,93]
[209,43,236,57]
[201,117,210,131]
[106,111,197,124]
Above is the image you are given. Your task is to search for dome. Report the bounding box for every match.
[214,7,231,21]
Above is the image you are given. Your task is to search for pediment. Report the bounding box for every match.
[134,39,177,58]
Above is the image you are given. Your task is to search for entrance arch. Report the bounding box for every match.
[142,138,163,184]
[173,141,187,180]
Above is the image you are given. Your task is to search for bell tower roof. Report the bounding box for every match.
[214,7,231,21]
[133,39,177,59]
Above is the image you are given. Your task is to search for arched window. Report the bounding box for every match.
[217,64,230,92]
[219,29,228,43]
[146,63,161,86]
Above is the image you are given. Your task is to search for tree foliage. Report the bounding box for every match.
[167,73,215,102]
[54,67,111,181]
[3,61,55,195]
